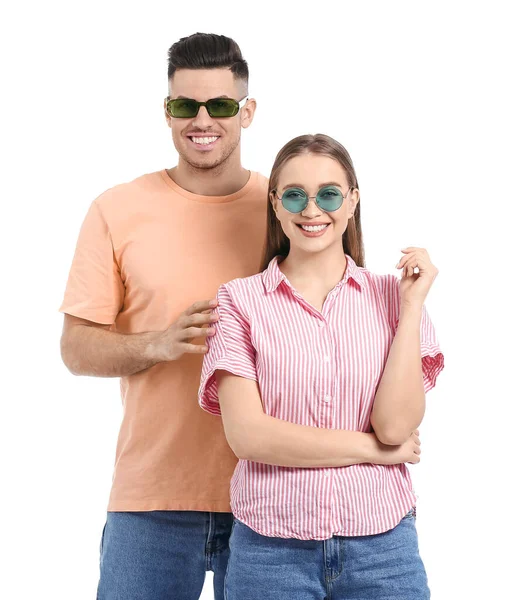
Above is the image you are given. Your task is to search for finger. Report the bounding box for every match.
[183,326,215,340]
[184,299,218,316]
[181,342,209,354]
[401,247,423,253]
[414,446,421,455]
[396,253,416,269]
[396,252,418,269]
[184,312,219,327]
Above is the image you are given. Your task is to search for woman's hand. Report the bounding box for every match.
[375,430,422,465]
[396,247,438,308]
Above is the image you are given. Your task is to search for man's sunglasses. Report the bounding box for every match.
[165,96,248,118]
[275,185,352,214]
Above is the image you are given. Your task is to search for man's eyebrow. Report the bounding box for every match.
[280,182,343,191]
[173,94,231,100]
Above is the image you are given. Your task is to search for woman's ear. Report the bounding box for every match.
[269,191,279,215]
[349,188,360,219]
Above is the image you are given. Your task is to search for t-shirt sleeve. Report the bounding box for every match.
[59,200,125,324]
[198,283,257,416]
[385,275,444,393]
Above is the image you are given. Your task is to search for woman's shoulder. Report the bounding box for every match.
[353,261,399,294]
[216,272,266,312]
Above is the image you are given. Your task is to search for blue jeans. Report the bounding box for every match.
[225,508,430,600]
[97,510,233,600]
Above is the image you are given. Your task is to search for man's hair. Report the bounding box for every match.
[167,33,248,84]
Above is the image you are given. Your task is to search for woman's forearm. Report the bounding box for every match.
[230,415,380,467]
[216,371,417,468]
[370,305,425,445]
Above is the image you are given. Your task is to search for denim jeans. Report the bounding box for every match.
[96,510,234,600]
[224,508,430,600]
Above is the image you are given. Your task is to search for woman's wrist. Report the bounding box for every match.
[362,432,388,464]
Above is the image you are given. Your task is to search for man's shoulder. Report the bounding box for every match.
[247,171,269,197]
[93,170,165,213]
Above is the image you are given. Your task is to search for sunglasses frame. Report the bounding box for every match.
[165,96,248,118]
[275,186,353,214]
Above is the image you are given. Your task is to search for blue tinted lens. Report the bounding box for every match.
[316,186,344,211]
[281,188,309,213]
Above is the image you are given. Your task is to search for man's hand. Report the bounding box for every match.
[148,299,219,362]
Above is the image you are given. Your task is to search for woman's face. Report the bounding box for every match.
[271,153,359,256]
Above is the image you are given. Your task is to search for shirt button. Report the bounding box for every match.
[323,355,330,363]
[318,321,325,328]
[324,395,332,403]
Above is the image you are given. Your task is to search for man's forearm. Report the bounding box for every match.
[61,325,164,377]
[370,305,425,444]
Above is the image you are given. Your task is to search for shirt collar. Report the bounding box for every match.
[262,254,366,293]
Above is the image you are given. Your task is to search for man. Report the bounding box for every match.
[59,33,267,599]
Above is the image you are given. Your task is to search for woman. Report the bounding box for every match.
[198,134,444,599]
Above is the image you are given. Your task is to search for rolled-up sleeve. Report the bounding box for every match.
[198,283,257,416]
[385,275,444,393]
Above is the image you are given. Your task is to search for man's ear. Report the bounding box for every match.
[164,99,172,128]
[240,98,257,129]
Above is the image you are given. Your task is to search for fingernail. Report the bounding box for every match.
[209,300,217,307]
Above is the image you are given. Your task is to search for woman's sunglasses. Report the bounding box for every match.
[275,185,352,214]
[165,96,248,118]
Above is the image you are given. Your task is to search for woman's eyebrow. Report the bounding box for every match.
[280,182,343,191]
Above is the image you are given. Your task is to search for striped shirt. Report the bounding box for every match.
[198,255,444,540]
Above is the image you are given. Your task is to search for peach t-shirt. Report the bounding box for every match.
[59,169,268,511]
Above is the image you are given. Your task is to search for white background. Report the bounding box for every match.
[2,1,516,598]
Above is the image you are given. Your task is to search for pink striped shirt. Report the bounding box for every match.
[198,255,444,539]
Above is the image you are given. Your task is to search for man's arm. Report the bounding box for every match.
[215,372,421,468]
[60,300,219,377]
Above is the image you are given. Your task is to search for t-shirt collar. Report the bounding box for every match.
[262,254,366,293]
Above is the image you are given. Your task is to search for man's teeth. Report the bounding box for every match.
[301,224,329,232]
[191,136,219,145]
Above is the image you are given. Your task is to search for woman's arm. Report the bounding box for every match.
[370,247,440,445]
[216,371,421,468]
[370,305,425,445]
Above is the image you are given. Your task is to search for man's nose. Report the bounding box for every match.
[191,105,214,129]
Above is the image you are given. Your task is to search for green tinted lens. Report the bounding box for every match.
[281,188,309,213]
[316,186,344,211]
[206,98,239,117]
[167,99,199,118]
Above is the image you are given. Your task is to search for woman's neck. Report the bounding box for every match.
[279,244,348,293]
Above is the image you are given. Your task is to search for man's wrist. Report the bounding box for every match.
[144,330,165,363]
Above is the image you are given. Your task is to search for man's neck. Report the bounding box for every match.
[167,156,250,197]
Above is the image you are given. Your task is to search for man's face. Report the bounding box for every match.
[165,68,255,171]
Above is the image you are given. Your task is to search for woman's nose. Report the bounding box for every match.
[301,197,322,218]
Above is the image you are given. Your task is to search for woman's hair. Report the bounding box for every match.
[260,134,365,271]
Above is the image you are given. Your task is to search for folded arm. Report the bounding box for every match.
[215,371,420,468]
[370,305,425,445]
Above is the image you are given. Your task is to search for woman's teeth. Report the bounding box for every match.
[191,136,219,145]
[300,224,329,232]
